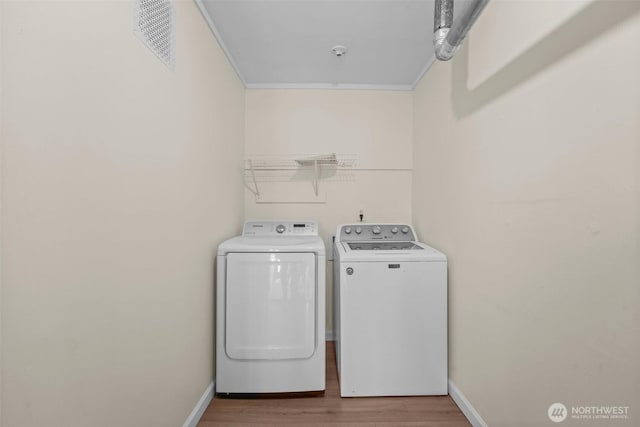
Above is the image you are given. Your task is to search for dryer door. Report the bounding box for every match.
[225,252,316,360]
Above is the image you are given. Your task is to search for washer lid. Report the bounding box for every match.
[347,242,423,251]
[336,241,446,262]
[218,235,325,256]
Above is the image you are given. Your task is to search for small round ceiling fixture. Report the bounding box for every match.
[331,45,348,57]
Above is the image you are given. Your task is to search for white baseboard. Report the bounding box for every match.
[325,330,335,341]
[182,381,214,427]
[448,379,487,427]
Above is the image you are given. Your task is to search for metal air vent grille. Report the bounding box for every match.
[134,0,175,68]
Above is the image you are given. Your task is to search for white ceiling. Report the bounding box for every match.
[196,0,438,90]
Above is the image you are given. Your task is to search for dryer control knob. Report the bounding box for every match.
[346,267,354,275]
[401,226,410,234]
[391,227,399,234]
[344,227,352,234]
[276,224,286,234]
[355,227,362,234]
[372,225,382,234]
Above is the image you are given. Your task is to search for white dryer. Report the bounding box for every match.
[333,223,447,397]
[216,221,325,394]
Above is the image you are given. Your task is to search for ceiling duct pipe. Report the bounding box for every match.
[433,0,489,61]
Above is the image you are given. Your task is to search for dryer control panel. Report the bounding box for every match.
[337,224,416,242]
[243,221,318,236]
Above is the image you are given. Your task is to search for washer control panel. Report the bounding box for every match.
[338,224,416,242]
[243,221,318,236]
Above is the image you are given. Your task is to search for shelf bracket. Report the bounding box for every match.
[247,159,260,197]
[312,160,320,196]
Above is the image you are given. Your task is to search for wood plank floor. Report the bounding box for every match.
[198,342,470,426]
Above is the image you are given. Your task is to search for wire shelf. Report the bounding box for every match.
[244,154,356,196]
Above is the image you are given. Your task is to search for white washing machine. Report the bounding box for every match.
[216,220,325,394]
[333,223,447,397]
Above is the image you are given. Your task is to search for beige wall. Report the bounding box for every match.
[3,1,639,426]
[1,1,244,426]
[244,90,413,332]
[413,1,640,426]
